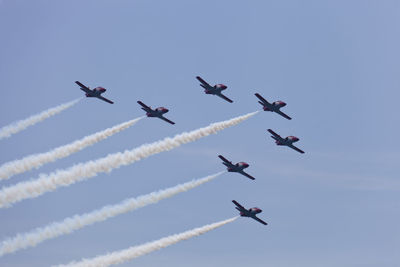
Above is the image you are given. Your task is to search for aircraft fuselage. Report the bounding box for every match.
[202,84,227,95]
[142,107,168,118]
[223,162,249,172]
[85,87,106,97]
[271,135,299,146]
[236,207,262,217]
[232,200,267,225]
[259,101,286,112]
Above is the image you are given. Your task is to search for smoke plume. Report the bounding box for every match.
[0,98,81,140]
[0,172,224,256]
[0,111,257,208]
[0,116,144,180]
[56,217,238,267]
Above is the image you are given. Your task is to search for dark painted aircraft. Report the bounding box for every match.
[75,81,114,104]
[218,155,255,180]
[255,93,291,120]
[232,200,267,225]
[267,129,304,154]
[196,76,233,103]
[137,101,175,125]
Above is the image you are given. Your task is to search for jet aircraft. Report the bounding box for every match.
[267,129,304,154]
[196,76,233,103]
[218,155,255,180]
[232,200,267,225]
[255,93,291,120]
[75,81,114,104]
[137,101,175,125]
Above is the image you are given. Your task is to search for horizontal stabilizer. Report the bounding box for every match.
[196,76,211,87]
[75,81,88,89]
[218,155,231,164]
[267,129,280,138]
[255,93,269,104]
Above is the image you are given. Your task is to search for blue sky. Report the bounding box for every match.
[0,0,399,266]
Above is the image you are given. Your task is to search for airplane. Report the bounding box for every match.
[137,101,175,125]
[218,155,255,180]
[232,200,267,225]
[255,93,291,120]
[75,81,114,104]
[196,76,233,103]
[267,129,304,154]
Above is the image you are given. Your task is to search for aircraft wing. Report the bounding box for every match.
[275,110,292,120]
[218,155,231,164]
[75,81,91,93]
[239,171,255,180]
[267,129,282,139]
[216,92,233,103]
[232,200,246,211]
[254,93,270,105]
[252,216,268,225]
[159,116,175,125]
[288,144,305,154]
[137,101,152,112]
[97,95,114,104]
[196,76,211,88]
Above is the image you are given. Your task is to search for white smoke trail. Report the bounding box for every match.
[0,116,144,180]
[0,171,224,256]
[0,111,258,208]
[56,217,238,267]
[0,98,81,140]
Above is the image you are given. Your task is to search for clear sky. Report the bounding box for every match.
[0,0,399,266]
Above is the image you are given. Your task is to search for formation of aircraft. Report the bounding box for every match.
[74,78,306,229]
[267,129,305,154]
[137,101,175,125]
[75,81,114,104]
[255,93,291,120]
[196,76,233,103]
[218,155,255,180]
[232,200,267,225]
